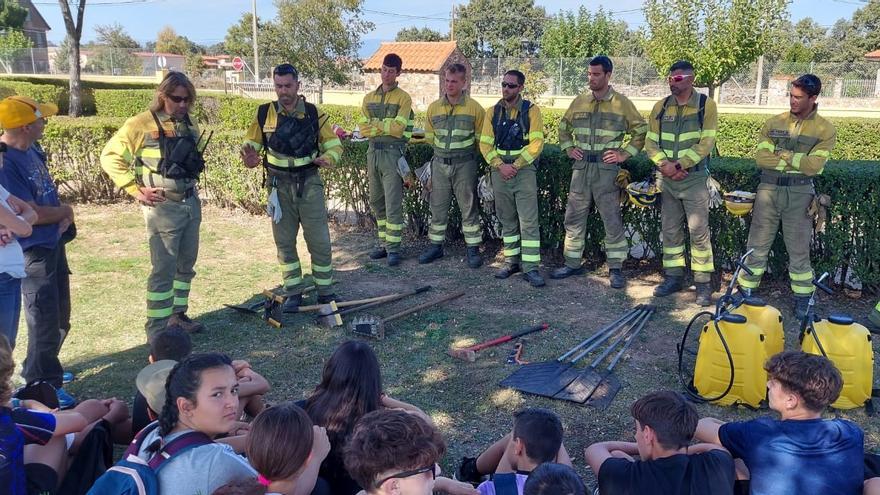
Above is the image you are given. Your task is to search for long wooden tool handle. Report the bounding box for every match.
[338,286,431,317]
[297,293,412,312]
[381,291,465,323]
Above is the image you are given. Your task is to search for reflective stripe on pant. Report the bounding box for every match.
[658,171,714,283]
[428,156,481,246]
[491,165,541,272]
[21,243,71,388]
[368,144,404,252]
[562,160,627,269]
[271,172,333,297]
[143,194,201,338]
[738,183,814,295]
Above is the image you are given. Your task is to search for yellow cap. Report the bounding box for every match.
[0,95,58,129]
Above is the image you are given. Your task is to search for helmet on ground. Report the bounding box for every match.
[724,190,756,216]
[626,180,659,207]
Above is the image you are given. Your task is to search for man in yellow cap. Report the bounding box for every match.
[101,72,208,338]
[0,95,77,408]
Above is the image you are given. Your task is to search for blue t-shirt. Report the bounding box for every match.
[0,144,61,251]
[0,407,57,495]
[719,416,864,495]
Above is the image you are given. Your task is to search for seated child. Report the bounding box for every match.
[344,408,478,495]
[585,390,734,495]
[695,351,864,495]
[523,463,586,495]
[457,407,571,495]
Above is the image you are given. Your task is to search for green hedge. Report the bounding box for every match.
[37,117,880,288]
[0,76,158,115]
[0,80,67,113]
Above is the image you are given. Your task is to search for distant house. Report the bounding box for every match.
[133,52,185,75]
[14,0,51,73]
[202,55,234,71]
[362,41,471,110]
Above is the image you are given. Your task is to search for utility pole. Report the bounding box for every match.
[252,0,260,83]
[450,1,455,41]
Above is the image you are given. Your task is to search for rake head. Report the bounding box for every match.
[349,314,384,339]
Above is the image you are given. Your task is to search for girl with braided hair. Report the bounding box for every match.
[135,352,256,494]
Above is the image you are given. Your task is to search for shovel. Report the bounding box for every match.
[498,305,646,398]
[555,305,655,408]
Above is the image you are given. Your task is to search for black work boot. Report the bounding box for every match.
[368,246,387,259]
[550,265,585,280]
[793,295,811,321]
[317,293,339,304]
[495,263,521,279]
[653,275,684,297]
[466,246,482,269]
[695,282,713,306]
[387,252,402,267]
[282,293,302,313]
[523,270,546,288]
[609,268,625,289]
[418,244,444,264]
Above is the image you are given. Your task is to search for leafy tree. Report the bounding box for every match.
[86,23,141,75]
[184,52,205,77]
[849,0,880,59]
[58,0,87,117]
[223,12,269,73]
[395,26,446,42]
[53,36,71,72]
[156,26,201,55]
[0,0,28,29]
[454,0,546,58]
[643,0,787,97]
[0,29,31,73]
[259,0,373,98]
[95,22,140,49]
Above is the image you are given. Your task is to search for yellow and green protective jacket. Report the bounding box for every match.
[424,94,485,159]
[559,87,647,159]
[645,91,718,169]
[755,107,835,177]
[479,97,544,169]
[359,83,414,145]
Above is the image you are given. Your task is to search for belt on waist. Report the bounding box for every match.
[370,141,403,150]
[434,154,475,165]
[582,152,602,163]
[268,163,318,198]
[163,188,196,202]
[267,162,318,176]
[761,174,812,187]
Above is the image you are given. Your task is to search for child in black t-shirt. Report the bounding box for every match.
[585,390,735,495]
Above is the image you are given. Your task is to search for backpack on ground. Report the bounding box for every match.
[87,421,212,495]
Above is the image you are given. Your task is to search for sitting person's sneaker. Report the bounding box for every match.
[282,293,303,313]
[455,456,484,485]
[62,371,75,384]
[56,387,77,410]
[168,312,205,333]
[368,246,388,259]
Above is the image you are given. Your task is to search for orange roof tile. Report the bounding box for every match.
[866,49,880,60]
[363,42,459,72]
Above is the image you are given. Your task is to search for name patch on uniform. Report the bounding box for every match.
[768,129,790,138]
[150,130,178,139]
[572,112,590,120]
[661,115,676,122]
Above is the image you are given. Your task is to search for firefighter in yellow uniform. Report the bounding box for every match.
[552,56,647,289]
[359,53,414,266]
[241,64,344,312]
[100,72,206,338]
[480,69,545,287]
[645,60,718,306]
[418,63,485,268]
[737,74,836,319]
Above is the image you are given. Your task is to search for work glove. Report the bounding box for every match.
[706,176,723,209]
[810,194,831,233]
[415,161,432,203]
[615,169,631,205]
[266,188,282,224]
[478,172,494,202]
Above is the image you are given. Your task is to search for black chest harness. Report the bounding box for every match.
[149,112,208,180]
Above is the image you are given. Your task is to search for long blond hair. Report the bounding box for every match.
[149,71,197,113]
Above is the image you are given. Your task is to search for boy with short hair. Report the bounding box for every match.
[585,390,734,494]
[343,408,478,495]
[457,408,571,495]
[695,351,864,495]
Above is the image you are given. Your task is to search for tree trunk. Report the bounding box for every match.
[318,79,324,104]
[68,39,82,116]
[707,84,715,98]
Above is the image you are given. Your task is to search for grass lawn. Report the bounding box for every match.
[13,203,879,486]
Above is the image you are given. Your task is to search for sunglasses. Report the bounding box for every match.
[166,94,192,104]
[668,74,694,83]
[375,464,436,488]
[501,82,520,89]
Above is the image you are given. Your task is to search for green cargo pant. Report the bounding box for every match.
[428,155,481,247]
[491,165,540,272]
[368,142,405,253]
[737,182,815,295]
[562,160,627,269]
[870,300,880,327]
[657,170,714,283]
[142,187,201,338]
[270,170,333,298]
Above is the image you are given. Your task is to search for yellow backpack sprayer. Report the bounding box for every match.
[799,272,876,411]
[677,249,784,408]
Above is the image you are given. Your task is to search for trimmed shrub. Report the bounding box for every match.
[0,80,67,112]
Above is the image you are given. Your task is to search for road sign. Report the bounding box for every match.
[232,56,244,72]
[157,55,167,69]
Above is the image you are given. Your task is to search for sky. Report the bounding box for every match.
[34,0,867,56]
